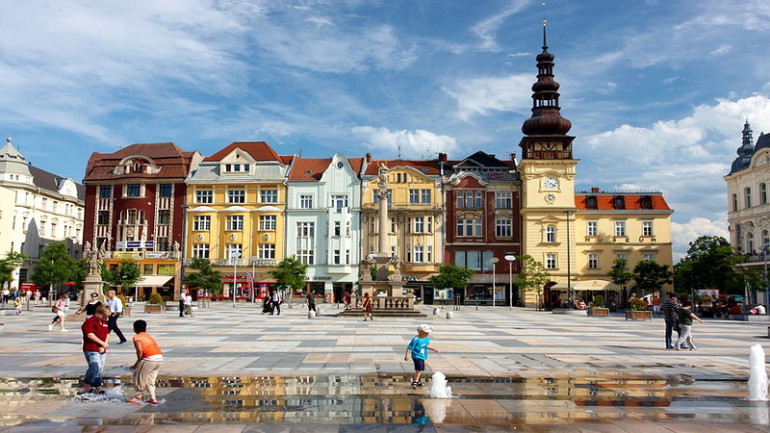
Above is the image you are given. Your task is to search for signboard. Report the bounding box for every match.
[146,251,171,259]
[116,241,155,249]
[113,251,142,259]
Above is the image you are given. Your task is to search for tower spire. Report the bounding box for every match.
[542,2,548,50]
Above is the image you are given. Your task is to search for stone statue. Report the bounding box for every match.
[377,163,389,189]
[390,256,404,281]
[173,241,180,253]
[360,256,375,282]
[84,242,97,276]
[96,241,106,271]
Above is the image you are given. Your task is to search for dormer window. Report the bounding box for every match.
[224,163,250,173]
[586,196,598,209]
[612,196,625,209]
[639,195,653,209]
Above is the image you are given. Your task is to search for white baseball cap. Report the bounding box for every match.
[417,324,433,333]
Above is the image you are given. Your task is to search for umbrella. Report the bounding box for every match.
[63,282,76,286]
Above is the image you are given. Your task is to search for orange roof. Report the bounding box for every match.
[204,141,289,163]
[348,157,364,175]
[575,194,671,211]
[289,158,332,181]
[84,143,199,182]
[364,159,442,176]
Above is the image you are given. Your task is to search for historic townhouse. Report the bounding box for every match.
[185,142,293,299]
[0,137,85,290]
[285,154,365,301]
[360,155,445,299]
[443,151,521,305]
[83,143,202,301]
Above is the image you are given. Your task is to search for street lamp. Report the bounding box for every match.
[504,255,516,311]
[490,256,499,307]
[564,210,573,306]
[231,251,241,308]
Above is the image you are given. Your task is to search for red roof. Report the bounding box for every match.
[204,141,290,163]
[348,157,364,175]
[364,159,442,176]
[84,143,199,182]
[289,158,332,181]
[575,194,671,211]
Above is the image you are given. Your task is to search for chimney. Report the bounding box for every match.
[591,187,600,193]
[438,153,447,162]
[365,153,371,163]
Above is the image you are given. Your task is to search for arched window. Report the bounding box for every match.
[747,232,755,254]
[546,225,556,243]
[761,183,767,205]
[745,187,752,208]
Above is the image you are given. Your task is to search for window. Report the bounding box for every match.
[334,221,341,237]
[193,215,210,231]
[414,217,425,233]
[99,185,112,198]
[496,219,512,237]
[97,211,109,225]
[457,219,482,237]
[228,189,245,203]
[642,221,653,237]
[762,183,768,205]
[299,195,313,209]
[421,189,431,203]
[226,244,242,260]
[51,222,56,237]
[330,194,348,210]
[373,189,392,204]
[615,253,628,262]
[427,245,433,262]
[192,244,210,258]
[333,250,341,264]
[545,254,557,269]
[496,192,512,209]
[259,244,276,259]
[747,232,755,253]
[156,237,170,251]
[390,218,396,234]
[614,221,626,237]
[158,210,171,225]
[588,253,598,269]
[259,215,276,231]
[261,189,278,203]
[158,184,172,197]
[545,225,556,242]
[52,201,58,213]
[745,187,752,208]
[126,209,137,224]
[409,189,419,204]
[297,222,315,264]
[456,192,482,208]
[427,217,433,233]
[732,194,738,212]
[454,251,493,271]
[587,221,597,237]
[643,253,655,261]
[414,246,424,262]
[125,184,141,197]
[196,190,213,204]
[226,215,244,231]
[41,197,47,209]
[144,264,154,274]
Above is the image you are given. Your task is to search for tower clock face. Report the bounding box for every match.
[543,177,559,190]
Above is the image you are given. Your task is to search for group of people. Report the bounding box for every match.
[3,287,43,315]
[261,289,284,315]
[49,290,128,345]
[178,290,194,318]
[661,294,703,351]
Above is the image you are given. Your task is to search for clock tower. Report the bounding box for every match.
[517,20,579,307]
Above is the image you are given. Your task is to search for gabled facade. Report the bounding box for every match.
[285,154,365,301]
[83,142,202,300]
[184,141,293,298]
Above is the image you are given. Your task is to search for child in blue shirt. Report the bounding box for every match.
[404,324,439,387]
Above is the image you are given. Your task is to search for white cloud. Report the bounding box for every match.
[709,44,732,57]
[671,217,729,261]
[662,76,679,85]
[445,74,533,121]
[471,0,528,50]
[351,126,460,158]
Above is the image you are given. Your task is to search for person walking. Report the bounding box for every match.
[661,294,684,349]
[49,294,69,332]
[306,291,316,313]
[126,319,163,405]
[78,305,111,395]
[271,289,282,316]
[76,293,103,319]
[404,324,439,387]
[105,290,127,344]
[362,292,373,321]
[675,301,704,351]
[343,290,351,310]
[183,291,194,317]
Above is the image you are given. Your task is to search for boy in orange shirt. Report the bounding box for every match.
[126,320,163,404]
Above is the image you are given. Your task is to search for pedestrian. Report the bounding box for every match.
[105,290,127,344]
[661,294,685,349]
[34,289,41,305]
[2,287,9,304]
[13,297,23,315]
[126,319,163,405]
[261,293,273,314]
[49,293,69,332]
[76,293,103,319]
[362,292,373,321]
[183,291,194,317]
[78,305,111,395]
[306,291,316,313]
[271,289,282,316]
[343,290,351,310]
[404,324,439,387]
[178,290,186,318]
[675,301,704,351]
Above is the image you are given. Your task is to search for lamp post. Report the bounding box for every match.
[490,256,499,307]
[504,255,516,311]
[564,210,573,306]
[231,251,241,308]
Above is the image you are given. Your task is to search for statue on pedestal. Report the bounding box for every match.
[360,256,375,282]
[389,256,404,281]
[377,163,389,189]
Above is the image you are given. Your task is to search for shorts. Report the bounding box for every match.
[57,310,66,318]
[412,358,425,372]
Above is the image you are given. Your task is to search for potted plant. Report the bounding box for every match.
[625,297,652,321]
[587,296,610,317]
[144,293,165,313]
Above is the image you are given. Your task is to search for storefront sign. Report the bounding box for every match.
[113,251,142,259]
[146,251,171,259]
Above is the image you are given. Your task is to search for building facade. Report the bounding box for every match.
[0,137,85,289]
[285,154,365,301]
[83,143,202,300]
[184,141,293,299]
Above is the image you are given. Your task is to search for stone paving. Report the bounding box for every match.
[1,302,770,432]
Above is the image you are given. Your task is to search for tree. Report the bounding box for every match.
[104,260,142,295]
[184,258,224,296]
[608,258,634,302]
[0,251,27,288]
[269,256,309,307]
[674,235,744,295]
[31,242,76,298]
[632,260,673,295]
[428,265,473,301]
[516,255,551,310]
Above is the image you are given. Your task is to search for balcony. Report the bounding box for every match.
[106,250,180,260]
[208,258,277,267]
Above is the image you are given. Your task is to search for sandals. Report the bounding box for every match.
[148,399,159,405]
[126,397,143,403]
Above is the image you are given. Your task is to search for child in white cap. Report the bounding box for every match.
[404,324,439,387]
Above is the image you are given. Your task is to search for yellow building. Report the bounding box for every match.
[184,142,293,298]
[361,157,445,297]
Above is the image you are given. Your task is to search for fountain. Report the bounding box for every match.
[748,344,768,401]
[426,371,452,398]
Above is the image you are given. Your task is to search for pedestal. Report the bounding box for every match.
[80,275,105,306]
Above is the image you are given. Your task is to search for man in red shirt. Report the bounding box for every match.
[79,305,111,395]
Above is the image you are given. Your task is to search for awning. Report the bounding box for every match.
[572,280,621,291]
[135,275,174,287]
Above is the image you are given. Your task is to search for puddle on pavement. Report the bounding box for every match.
[0,375,766,429]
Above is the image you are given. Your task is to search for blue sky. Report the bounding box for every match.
[3,0,770,260]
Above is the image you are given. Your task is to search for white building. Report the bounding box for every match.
[285,154,365,301]
[0,137,85,287]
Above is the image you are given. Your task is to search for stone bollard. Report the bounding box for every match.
[446,311,454,319]
[317,306,323,316]
[433,308,439,315]
[308,310,316,319]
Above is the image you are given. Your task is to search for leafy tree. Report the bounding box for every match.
[674,235,744,295]
[184,258,224,296]
[31,242,76,298]
[632,260,673,295]
[0,251,27,288]
[70,259,87,291]
[104,260,142,295]
[608,258,634,293]
[269,256,309,307]
[428,265,474,300]
[516,255,551,310]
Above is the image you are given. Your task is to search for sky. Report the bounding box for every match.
[2,0,770,262]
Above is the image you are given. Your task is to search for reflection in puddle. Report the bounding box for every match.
[0,375,763,428]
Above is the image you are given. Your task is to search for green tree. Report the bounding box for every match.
[70,259,87,291]
[269,256,309,307]
[632,260,673,295]
[608,258,634,296]
[516,255,551,310]
[31,242,76,299]
[0,251,27,288]
[184,258,224,296]
[674,235,744,295]
[104,260,142,295]
[428,265,474,301]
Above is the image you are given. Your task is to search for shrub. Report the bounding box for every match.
[117,294,128,307]
[590,295,605,308]
[628,298,648,311]
[147,293,163,305]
